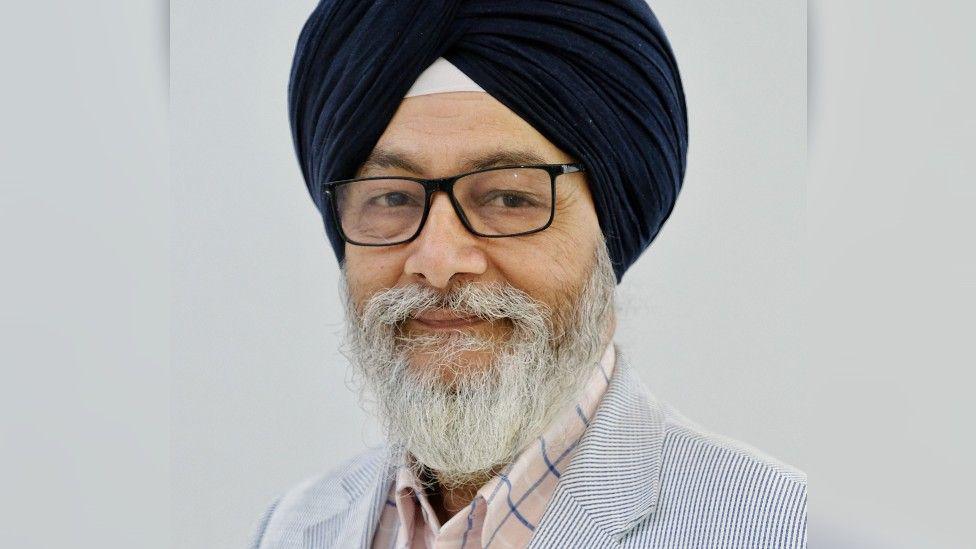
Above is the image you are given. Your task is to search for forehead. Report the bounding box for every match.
[363,92,571,176]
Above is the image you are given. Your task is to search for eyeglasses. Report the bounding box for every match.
[320,163,584,246]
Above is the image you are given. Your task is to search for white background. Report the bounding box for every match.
[1,1,973,548]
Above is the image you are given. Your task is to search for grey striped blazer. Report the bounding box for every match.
[250,347,807,548]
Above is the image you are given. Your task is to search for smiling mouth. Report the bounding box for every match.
[409,309,485,330]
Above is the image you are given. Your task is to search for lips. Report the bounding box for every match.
[410,308,483,329]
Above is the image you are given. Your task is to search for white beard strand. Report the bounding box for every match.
[340,244,616,489]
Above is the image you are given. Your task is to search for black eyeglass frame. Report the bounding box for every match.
[320,162,585,247]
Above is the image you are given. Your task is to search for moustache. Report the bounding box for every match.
[359,282,551,334]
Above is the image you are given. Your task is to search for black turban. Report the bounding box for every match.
[288,0,688,283]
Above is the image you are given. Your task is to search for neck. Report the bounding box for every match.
[421,466,498,525]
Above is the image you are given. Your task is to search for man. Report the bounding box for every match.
[252,0,806,547]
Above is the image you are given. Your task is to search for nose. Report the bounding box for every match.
[403,193,488,289]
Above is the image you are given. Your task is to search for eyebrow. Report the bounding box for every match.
[359,147,552,175]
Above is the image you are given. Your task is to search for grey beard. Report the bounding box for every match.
[339,243,616,489]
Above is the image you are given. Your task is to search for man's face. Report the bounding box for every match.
[340,92,617,485]
[343,92,606,381]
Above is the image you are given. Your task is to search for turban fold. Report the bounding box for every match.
[289,0,688,283]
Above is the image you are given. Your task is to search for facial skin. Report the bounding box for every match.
[343,91,609,382]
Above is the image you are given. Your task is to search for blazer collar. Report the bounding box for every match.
[538,344,666,541]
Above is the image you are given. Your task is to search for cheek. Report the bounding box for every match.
[486,221,599,300]
[343,247,406,302]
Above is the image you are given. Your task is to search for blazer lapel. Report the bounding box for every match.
[534,345,666,542]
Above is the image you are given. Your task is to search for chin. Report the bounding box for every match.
[407,347,497,386]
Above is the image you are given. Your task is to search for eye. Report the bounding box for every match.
[483,191,539,208]
[502,194,529,207]
[372,192,416,207]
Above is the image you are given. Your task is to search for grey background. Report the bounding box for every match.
[170,1,805,547]
[0,1,170,548]
[1,1,973,548]
[806,1,975,547]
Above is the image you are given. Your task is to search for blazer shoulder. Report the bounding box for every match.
[611,393,808,547]
[661,403,806,486]
[249,446,389,549]
[653,401,807,536]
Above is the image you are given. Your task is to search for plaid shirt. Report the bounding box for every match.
[370,342,615,549]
